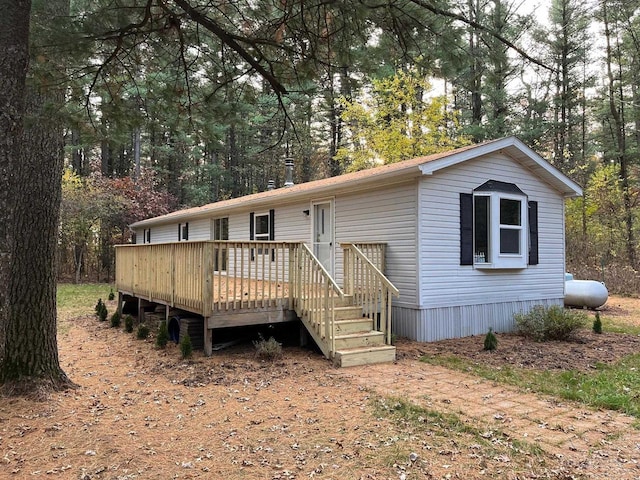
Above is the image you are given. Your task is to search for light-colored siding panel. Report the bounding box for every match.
[188,218,211,240]
[334,181,419,305]
[153,224,180,243]
[418,152,566,310]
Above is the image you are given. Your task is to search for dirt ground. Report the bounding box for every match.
[2,297,640,479]
[403,297,640,372]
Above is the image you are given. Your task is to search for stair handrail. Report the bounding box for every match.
[341,243,399,345]
[291,243,344,357]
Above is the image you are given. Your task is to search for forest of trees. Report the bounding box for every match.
[19,0,640,294]
[4,0,640,392]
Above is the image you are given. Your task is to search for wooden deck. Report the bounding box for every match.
[115,241,398,366]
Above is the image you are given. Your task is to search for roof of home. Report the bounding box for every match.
[131,136,583,228]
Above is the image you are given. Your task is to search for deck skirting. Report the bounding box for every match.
[392,298,564,342]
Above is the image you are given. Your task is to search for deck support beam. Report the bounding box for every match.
[204,318,213,356]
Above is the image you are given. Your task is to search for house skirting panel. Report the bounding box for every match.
[392,298,563,342]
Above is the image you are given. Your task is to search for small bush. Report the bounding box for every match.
[156,321,169,348]
[98,302,108,322]
[483,327,498,351]
[110,311,121,328]
[254,334,283,360]
[593,312,603,334]
[180,333,193,359]
[108,288,115,301]
[515,305,587,341]
[124,315,134,333]
[95,298,104,315]
[136,324,150,340]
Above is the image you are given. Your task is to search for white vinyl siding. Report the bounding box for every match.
[419,152,565,309]
[334,181,419,306]
[185,218,210,240]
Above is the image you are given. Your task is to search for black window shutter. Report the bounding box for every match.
[178,224,181,241]
[460,193,474,265]
[269,209,275,261]
[528,201,539,265]
[249,212,255,260]
[269,209,275,240]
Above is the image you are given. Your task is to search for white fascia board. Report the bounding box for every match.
[419,136,583,198]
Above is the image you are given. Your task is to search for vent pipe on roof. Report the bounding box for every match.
[267,179,275,191]
[284,158,294,187]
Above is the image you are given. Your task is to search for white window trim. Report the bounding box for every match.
[253,212,270,242]
[474,191,528,269]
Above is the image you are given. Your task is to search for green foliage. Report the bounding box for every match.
[253,335,283,360]
[96,299,108,322]
[136,324,150,340]
[108,288,115,301]
[421,353,640,418]
[180,332,193,359]
[124,315,134,333]
[156,321,169,348]
[514,305,587,341]
[593,312,603,334]
[110,311,121,328]
[336,68,470,172]
[483,327,498,351]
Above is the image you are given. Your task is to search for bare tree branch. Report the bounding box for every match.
[407,0,555,72]
[171,0,289,95]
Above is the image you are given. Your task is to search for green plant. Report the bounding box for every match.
[156,321,169,348]
[110,311,121,328]
[98,302,108,322]
[180,332,193,359]
[124,315,134,333]
[593,312,603,334]
[483,327,498,351]
[514,305,587,341]
[108,288,115,301]
[136,324,150,340]
[253,334,283,360]
[95,298,104,315]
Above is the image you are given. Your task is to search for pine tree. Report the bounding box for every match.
[484,327,498,351]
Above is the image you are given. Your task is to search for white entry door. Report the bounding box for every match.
[312,201,333,275]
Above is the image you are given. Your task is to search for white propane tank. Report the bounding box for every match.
[564,278,608,309]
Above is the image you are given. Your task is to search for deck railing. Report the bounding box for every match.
[341,243,399,345]
[290,243,344,357]
[115,241,292,315]
[116,240,393,357]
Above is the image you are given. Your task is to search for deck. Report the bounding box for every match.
[115,241,398,366]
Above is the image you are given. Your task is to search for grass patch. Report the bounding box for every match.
[599,315,640,335]
[57,283,114,333]
[57,283,114,320]
[372,396,546,463]
[421,354,640,418]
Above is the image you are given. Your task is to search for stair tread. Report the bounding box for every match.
[335,330,382,339]
[335,345,395,353]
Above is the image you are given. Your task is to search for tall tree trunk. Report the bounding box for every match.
[1,0,73,392]
[0,0,31,372]
[603,0,636,267]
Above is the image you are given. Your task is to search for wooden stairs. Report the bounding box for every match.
[297,295,396,368]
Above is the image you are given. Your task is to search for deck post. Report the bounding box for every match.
[202,242,213,356]
[117,291,124,315]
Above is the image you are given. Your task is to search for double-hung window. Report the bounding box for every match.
[254,213,270,242]
[461,180,536,269]
[212,217,228,271]
[249,210,275,260]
